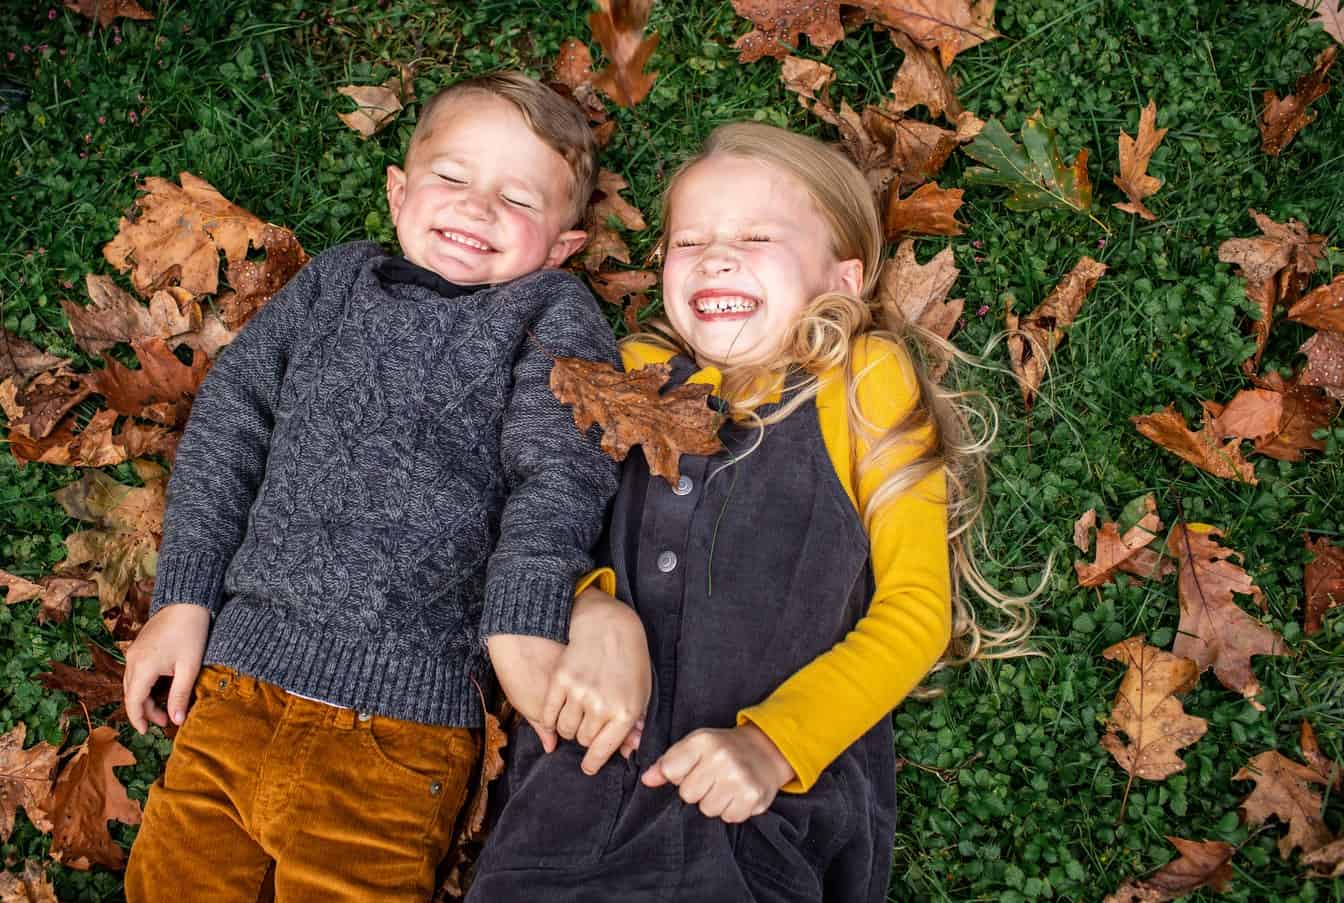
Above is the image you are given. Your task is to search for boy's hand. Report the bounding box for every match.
[544,586,651,775]
[486,633,565,751]
[641,723,795,823]
[123,604,211,734]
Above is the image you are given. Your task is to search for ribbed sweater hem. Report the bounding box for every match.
[204,602,485,727]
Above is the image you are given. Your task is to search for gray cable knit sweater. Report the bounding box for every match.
[150,241,620,726]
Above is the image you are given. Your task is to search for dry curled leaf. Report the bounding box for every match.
[1113,100,1168,221]
[1299,719,1343,790]
[864,0,999,68]
[0,860,58,903]
[589,0,659,108]
[36,726,141,870]
[221,224,310,330]
[64,0,152,28]
[884,181,965,239]
[1100,636,1208,782]
[85,337,210,429]
[1299,329,1344,399]
[732,0,845,62]
[875,242,962,380]
[0,329,67,388]
[588,270,657,305]
[1287,273,1344,332]
[1235,746,1333,860]
[1074,495,1172,587]
[37,643,128,723]
[1169,524,1287,706]
[1304,535,1344,635]
[0,724,59,843]
[0,571,96,625]
[1132,404,1258,484]
[1103,836,1235,902]
[1006,256,1106,409]
[1260,45,1337,156]
[580,169,647,273]
[1293,0,1344,46]
[550,358,724,486]
[886,30,963,120]
[1210,372,1333,462]
[336,64,415,139]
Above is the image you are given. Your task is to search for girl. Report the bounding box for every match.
[466,122,1034,902]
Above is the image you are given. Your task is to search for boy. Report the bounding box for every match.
[123,72,620,902]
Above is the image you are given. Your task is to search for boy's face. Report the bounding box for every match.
[386,94,587,285]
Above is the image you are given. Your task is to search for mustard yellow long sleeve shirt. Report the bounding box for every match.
[580,336,952,792]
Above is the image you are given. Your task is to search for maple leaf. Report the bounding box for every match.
[1100,636,1208,784]
[221,224,310,330]
[1299,329,1344,399]
[1103,836,1235,902]
[336,63,415,139]
[1304,535,1344,635]
[1005,256,1106,409]
[886,30,963,120]
[1209,372,1333,462]
[1075,495,1172,587]
[552,37,610,130]
[1235,747,1333,859]
[53,464,166,617]
[5,367,90,441]
[63,0,153,28]
[780,55,837,111]
[1168,523,1288,706]
[0,328,67,388]
[580,169,647,273]
[103,173,270,298]
[963,111,1093,213]
[35,725,141,870]
[37,643,127,723]
[0,570,96,625]
[884,181,965,239]
[0,860,58,903]
[876,241,964,369]
[589,0,659,108]
[1260,45,1337,156]
[1,380,175,470]
[1131,404,1258,484]
[550,358,724,485]
[1299,719,1343,790]
[85,337,210,429]
[1293,0,1344,46]
[1113,100,1168,221]
[864,0,999,68]
[732,0,845,62]
[1287,273,1344,332]
[62,276,201,356]
[864,107,960,191]
[0,724,59,842]
[588,270,657,305]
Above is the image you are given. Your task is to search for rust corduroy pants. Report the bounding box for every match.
[125,665,478,903]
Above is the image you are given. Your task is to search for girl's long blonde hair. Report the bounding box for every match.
[637,121,1042,672]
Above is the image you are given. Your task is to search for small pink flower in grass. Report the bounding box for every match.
[6,52,14,61]
[97,115,106,124]
[48,8,58,19]
[79,152,86,159]
[973,255,986,264]
[60,48,66,56]
[971,239,984,249]
[976,304,990,317]
[23,44,32,52]
[128,110,138,123]
[62,280,73,289]
[113,35,122,45]
[84,133,91,143]
[1096,238,1107,249]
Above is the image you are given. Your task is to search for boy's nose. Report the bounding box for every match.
[456,191,493,222]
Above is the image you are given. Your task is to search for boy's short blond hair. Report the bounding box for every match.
[410,71,598,227]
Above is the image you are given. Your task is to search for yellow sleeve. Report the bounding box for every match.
[575,567,617,597]
[737,336,952,792]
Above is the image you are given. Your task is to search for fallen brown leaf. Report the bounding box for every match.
[1075,495,1172,587]
[1006,256,1106,409]
[732,0,846,62]
[64,0,152,28]
[550,358,724,485]
[886,30,963,120]
[1132,404,1258,484]
[1302,837,1344,878]
[1293,0,1344,46]
[35,726,141,870]
[221,224,310,330]
[1113,100,1168,221]
[864,0,999,68]
[336,64,415,139]
[1103,836,1235,902]
[589,0,659,108]
[37,644,127,723]
[1299,719,1342,790]
[1169,523,1288,706]
[0,860,58,903]
[884,181,965,239]
[588,270,657,305]
[875,241,964,348]
[85,337,210,429]
[0,724,59,843]
[6,367,91,441]
[580,169,647,273]
[1299,329,1344,399]
[1100,636,1208,782]
[0,329,67,388]
[1235,746,1333,859]
[1287,273,1344,331]
[0,570,96,625]
[552,37,610,130]
[1260,45,1337,156]
[1304,535,1344,635]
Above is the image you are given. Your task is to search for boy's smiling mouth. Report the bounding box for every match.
[691,289,760,319]
[435,229,496,253]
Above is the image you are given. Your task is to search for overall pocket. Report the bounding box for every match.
[734,768,855,895]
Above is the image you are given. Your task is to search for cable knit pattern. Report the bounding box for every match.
[150,242,620,726]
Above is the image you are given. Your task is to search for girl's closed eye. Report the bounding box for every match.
[672,238,704,248]
[740,234,771,242]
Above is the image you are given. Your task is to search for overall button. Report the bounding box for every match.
[673,475,693,496]
[656,550,678,573]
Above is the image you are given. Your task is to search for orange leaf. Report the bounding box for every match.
[550,358,724,486]
[589,0,659,108]
[863,0,999,68]
[1304,535,1344,635]
[1259,45,1337,156]
[1103,836,1235,902]
[1132,404,1257,484]
[222,224,310,330]
[886,30,963,120]
[731,0,846,63]
[1299,719,1343,790]
[1287,273,1344,331]
[0,329,68,387]
[1168,524,1288,706]
[1075,495,1172,587]
[1235,747,1333,859]
[1237,371,1333,462]
[588,270,657,305]
[1100,636,1207,781]
[0,724,59,843]
[884,182,965,239]
[1006,256,1106,409]
[63,0,152,28]
[36,726,141,870]
[85,337,210,428]
[1299,329,1344,399]
[1113,100,1168,221]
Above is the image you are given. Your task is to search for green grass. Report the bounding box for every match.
[2,1,1342,900]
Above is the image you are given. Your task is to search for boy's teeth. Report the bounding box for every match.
[694,295,758,314]
[439,230,490,250]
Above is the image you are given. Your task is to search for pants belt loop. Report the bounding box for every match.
[333,707,356,730]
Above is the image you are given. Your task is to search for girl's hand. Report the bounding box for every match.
[123,603,211,734]
[544,585,652,775]
[640,723,796,823]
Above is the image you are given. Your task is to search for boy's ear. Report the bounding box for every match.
[386,165,407,224]
[544,228,589,268]
[834,258,864,297]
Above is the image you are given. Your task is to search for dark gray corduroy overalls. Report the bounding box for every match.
[468,357,897,902]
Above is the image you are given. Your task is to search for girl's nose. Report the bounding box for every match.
[697,242,739,275]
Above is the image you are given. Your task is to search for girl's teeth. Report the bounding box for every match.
[694,296,758,314]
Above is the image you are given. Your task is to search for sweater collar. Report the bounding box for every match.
[374,256,487,299]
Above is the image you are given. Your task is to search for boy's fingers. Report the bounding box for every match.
[123,666,159,735]
[538,678,568,738]
[165,660,200,725]
[554,695,584,741]
[580,720,627,776]
[527,718,558,753]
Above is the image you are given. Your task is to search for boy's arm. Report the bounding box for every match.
[480,272,621,643]
[149,251,327,617]
[736,336,952,792]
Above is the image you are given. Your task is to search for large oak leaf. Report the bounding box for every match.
[1235,747,1333,859]
[35,726,141,870]
[1103,837,1235,902]
[1259,45,1337,156]
[0,724,59,842]
[1131,404,1257,484]
[1006,256,1106,409]
[1304,535,1344,635]
[1113,100,1168,221]
[1100,636,1208,781]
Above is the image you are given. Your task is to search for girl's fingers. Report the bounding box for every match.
[677,764,716,807]
[574,708,602,748]
[580,719,628,776]
[538,676,569,738]
[697,782,734,819]
[554,694,584,741]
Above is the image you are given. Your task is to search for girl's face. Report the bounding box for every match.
[662,155,863,369]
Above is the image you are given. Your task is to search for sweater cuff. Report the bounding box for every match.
[480,571,574,642]
[150,549,230,617]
